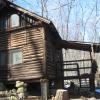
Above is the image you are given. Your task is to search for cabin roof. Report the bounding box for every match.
[3,1,50,24]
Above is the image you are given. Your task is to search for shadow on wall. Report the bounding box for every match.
[28,27,44,74]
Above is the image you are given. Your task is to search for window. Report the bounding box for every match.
[0,49,22,66]
[10,49,22,65]
[0,51,6,65]
[0,17,7,29]
[11,14,19,28]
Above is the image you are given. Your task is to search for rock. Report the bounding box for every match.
[17,87,24,93]
[16,81,24,88]
[54,89,69,100]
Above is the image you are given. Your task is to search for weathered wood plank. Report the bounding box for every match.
[44,25,63,79]
[0,27,45,80]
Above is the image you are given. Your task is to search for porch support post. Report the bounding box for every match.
[40,79,48,100]
[90,44,95,61]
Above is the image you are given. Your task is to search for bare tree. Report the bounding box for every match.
[40,0,48,17]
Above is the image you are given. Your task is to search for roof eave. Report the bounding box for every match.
[7,1,51,24]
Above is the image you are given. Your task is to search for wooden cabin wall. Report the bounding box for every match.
[0,27,45,81]
[44,26,63,79]
[0,0,6,10]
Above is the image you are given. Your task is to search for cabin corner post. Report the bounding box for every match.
[55,62,63,89]
[40,79,49,100]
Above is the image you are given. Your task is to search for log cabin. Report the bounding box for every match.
[0,1,100,99]
[0,0,63,98]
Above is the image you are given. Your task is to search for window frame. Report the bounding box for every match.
[10,14,20,28]
[9,49,23,66]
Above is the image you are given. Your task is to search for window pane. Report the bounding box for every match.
[0,52,6,65]
[12,51,22,65]
[11,14,19,27]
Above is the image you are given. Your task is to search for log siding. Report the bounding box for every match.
[44,25,63,79]
[0,27,45,81]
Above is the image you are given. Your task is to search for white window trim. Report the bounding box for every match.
[9,49,23,66]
